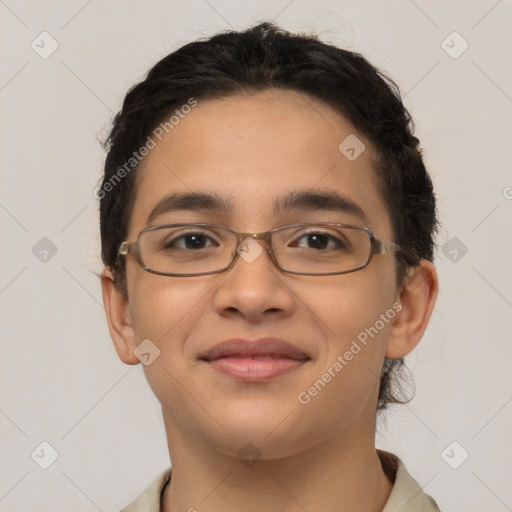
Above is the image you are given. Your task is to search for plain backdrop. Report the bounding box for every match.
[1,1,511,511]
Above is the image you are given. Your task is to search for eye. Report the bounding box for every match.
[163,231,218,250]
[290,230,348,251]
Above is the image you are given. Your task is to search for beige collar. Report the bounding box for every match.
[121,451,439,512]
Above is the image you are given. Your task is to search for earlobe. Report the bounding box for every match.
[100,268,140,365]
[385,260,438,359]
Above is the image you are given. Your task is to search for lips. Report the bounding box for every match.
[199,338,310,382]
[199,338,310,362]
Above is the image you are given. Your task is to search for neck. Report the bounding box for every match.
[161,415,393,512]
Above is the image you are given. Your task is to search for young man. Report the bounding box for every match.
[99,22,439,511]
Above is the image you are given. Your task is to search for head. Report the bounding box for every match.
[99,22,438,459]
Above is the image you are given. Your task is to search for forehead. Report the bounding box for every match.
[128,89,391,237]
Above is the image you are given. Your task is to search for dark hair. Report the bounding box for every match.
[99,21,438,411]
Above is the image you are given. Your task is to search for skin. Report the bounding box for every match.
[101,89,438,512]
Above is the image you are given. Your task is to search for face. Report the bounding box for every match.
[113,89,404,460]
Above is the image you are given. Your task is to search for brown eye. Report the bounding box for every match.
[160,230,220,250]
[288,230,349,251]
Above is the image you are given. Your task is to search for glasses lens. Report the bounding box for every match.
[139,225,235,275]
[137,223,372,276]
[272,224,371,274]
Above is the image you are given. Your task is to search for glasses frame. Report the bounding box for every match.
[118,222,403,277]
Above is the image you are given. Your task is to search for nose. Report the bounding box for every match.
[211,237,295,322]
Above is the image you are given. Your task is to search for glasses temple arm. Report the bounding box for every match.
[374,239,403,255]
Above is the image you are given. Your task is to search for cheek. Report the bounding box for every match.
[128,271,213,350]
[299,270,396,388]
[305,268,396,337]
[127,275,214,424]
[292,278,396,438]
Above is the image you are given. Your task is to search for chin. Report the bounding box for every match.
[201,404,317,460]
[214,431,308,463]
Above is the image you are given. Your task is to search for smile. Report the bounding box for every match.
[204,355,309,381]
[198,337,311,382]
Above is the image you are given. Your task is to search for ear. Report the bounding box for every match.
[100,268,140,365]
[386,259,438,358]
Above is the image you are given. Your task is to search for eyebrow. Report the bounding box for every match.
[146,190,370,225]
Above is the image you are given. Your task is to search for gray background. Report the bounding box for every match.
[1,1,511,511]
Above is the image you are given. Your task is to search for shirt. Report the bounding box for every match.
[119,450,440,512]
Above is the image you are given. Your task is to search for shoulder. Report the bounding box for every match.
[119,466,172,512]
[117,454,440,512]
[379,450,440,512]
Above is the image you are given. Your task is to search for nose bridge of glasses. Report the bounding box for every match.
[233,230,272,253]
[227,230,278,271]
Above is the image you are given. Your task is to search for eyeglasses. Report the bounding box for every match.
[118,222,403,277]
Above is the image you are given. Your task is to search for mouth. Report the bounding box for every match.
[199,338,311,382]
